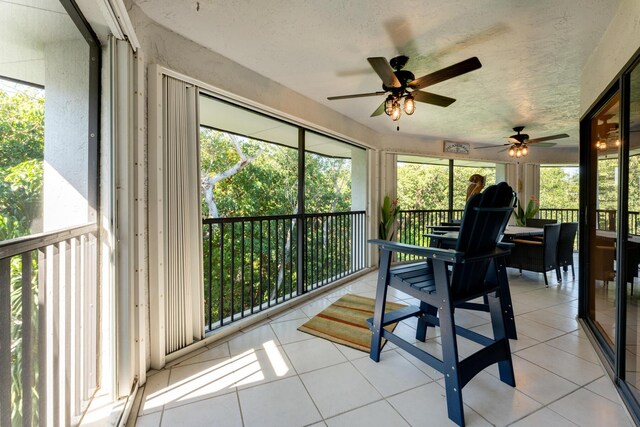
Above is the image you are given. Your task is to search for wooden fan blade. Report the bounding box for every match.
[475,144,510,149]
[528,142,557,148]
[371,102,385,117]
[327,91,387,100]
[528,133,569,144]
[412,90,456,107]
[367,57,401,88]
[409,57,482,90]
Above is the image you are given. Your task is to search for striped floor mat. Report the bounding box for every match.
[297,293,406,352]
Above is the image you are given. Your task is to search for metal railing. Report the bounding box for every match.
[0,224,99,426]
[539,208,640,234]
[396,209,463,261]
[397,208,640,259]
[538,208,580,224]
[202,211,367,331]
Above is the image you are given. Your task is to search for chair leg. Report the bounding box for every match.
[556,267,562,283]
[438,300,464,426]
[416,301,437,342]
[571,263,575,279]
[488,291,516,387]
[370,249,392,363]
[486,257,516,339]
[543,272,549,287]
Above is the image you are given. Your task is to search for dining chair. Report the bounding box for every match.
[557,222,578,279]
[508,223,561,286]
[368,182,516,427]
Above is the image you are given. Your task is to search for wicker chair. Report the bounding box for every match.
[368,183,516,426]
[557,222,578,279]
[508,223,561,286]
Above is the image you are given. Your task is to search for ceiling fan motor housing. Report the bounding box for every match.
[383,69,415,93]
[389,55,409,71]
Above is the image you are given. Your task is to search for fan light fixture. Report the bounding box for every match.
[508,144,529,158]
[384,94,413,121]
[404,94,415,115]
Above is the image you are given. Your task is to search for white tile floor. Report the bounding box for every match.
[133,268,636,427]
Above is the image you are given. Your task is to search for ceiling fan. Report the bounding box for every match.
[327,55,482,121]
[476,126,570,158]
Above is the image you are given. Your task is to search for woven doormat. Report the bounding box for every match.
[298,293,406,352]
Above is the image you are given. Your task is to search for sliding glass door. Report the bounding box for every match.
[624,60,640,403]
[581,52,640,423]
[587,93,620,351]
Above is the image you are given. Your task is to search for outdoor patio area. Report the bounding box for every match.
[131,265,634,427]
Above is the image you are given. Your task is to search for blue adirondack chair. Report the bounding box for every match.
[368,182,516,427]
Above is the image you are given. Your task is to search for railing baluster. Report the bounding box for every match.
[289,219,293,297]
[259,220,263,311]
[219,223,224,327]
[208,224,213,329]
[241,221,245,317]
[275,219,279,303]
[268,220,271,307]
[231,223,235,321]
[21,252,33,426]
[250,221,255,314]
[0,257,11,427]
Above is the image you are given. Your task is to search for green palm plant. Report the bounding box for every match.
[379,196,400,240]
[514,196,539,226]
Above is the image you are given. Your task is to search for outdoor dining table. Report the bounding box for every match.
[426,225,544,243]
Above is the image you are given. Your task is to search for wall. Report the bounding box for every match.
[581,0,640,114]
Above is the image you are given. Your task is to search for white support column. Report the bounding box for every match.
[367,149,380,267]
[148,65,166,370]
[524,163,541,209]
[133,47,148,384]
[351,148,367,271]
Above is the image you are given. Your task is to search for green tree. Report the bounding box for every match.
[0,84,44,426]
[397,163,449,210]
[539,166,579,209]
[0,87,44,238]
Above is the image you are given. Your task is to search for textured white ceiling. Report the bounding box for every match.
[134,0,621,147]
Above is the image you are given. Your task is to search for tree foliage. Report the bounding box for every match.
[0,88,44,239]
[539,166,579,209]
[397,162,496,210]
[0,84,44,425]
[397,163,449,210]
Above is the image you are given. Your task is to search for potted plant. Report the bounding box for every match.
[379,196,400,240]
[514,196,539,226]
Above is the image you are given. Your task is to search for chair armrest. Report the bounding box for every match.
[512,239,543,246]
[368,239,463,262]
[424,233,457,240]
[369,240,510,263]
[497,242,515,249]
